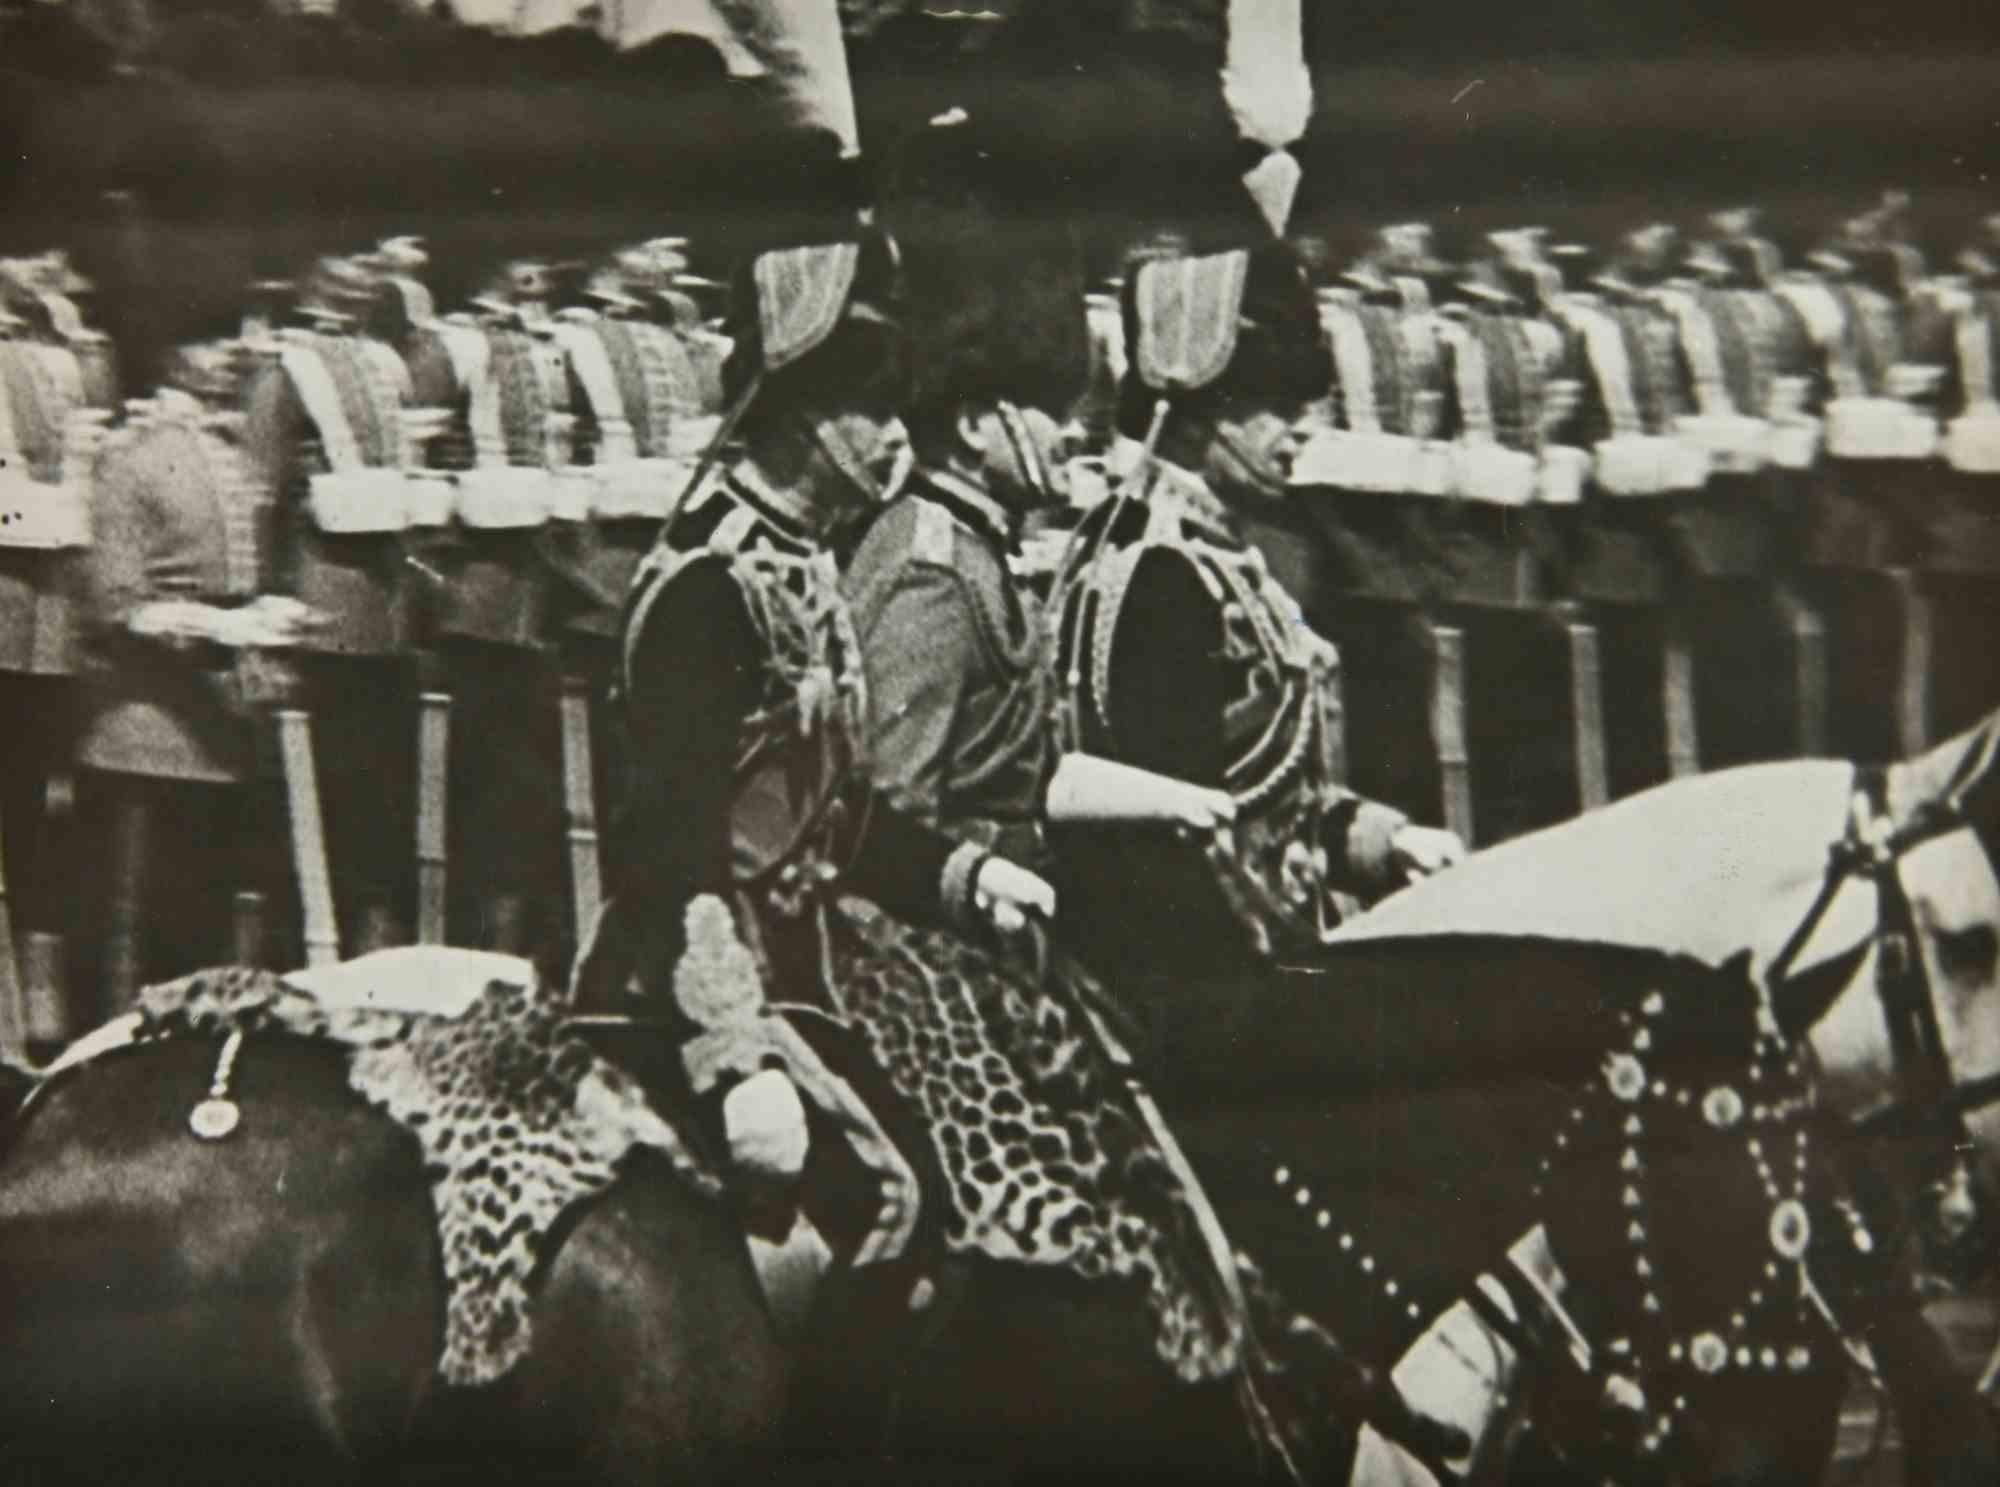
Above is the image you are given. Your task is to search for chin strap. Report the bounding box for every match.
[658,370,760,534]
[805,411,893,518]
[993,400,1053,504]
[1052,396,1173,598]
[1210,420,1292,502]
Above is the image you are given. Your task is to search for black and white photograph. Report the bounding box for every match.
[2,3,1998,1483]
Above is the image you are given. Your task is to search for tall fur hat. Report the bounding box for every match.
[880,110,1090,454]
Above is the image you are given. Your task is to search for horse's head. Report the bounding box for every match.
[1796,710,2000,1206]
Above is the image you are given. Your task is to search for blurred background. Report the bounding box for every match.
[3,0,1995,390]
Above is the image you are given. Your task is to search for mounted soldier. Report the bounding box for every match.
[567,131,1059,1271]
[1047,234,1465,995]
[842,112,1242,876]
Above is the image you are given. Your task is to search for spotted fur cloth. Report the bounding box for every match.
[822,898,1240,1384]
[130,965,718,1387]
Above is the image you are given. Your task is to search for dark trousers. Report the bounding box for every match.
[72,769,293,1022]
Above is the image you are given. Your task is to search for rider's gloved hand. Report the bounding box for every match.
[973,856,1056,937]
[1390,823,1466,885]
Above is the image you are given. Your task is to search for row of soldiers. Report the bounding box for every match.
[4,190,2000,1038]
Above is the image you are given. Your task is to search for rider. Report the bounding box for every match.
[843,114,1237,872]
[1050,233,1466,1002]
[569,149,1054,1244]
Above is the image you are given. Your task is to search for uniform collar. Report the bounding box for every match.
[726,458,827,544]
[1142,454,1239,540]
[918,466,1020,553]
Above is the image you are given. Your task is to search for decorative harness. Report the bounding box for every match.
[1048,467,1352,957]
[1768,744,2000,1145]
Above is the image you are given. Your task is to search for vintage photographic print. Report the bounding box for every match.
[2,3,1998,1483]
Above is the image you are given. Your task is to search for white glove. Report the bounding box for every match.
[1390,824,1467,885]
[972,856,1057,937]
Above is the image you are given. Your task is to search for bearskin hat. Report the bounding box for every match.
[880,111,1090,462]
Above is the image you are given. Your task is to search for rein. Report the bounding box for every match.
[1768,766,2000,1146]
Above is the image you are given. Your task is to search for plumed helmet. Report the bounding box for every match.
[1116,233,1328,439]
[718,140,907,416]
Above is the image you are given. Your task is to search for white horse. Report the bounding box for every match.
[1326,708,2000,1486]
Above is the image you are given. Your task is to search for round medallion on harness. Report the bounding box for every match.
[1690,1331,1729,1375]
[1768,1199,1811,1261]
[1702,1085,1744,1130]
[188,1098,242,1142]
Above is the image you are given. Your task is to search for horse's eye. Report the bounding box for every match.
[1932,922,1999,983]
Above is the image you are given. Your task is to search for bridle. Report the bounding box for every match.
[1766,758,2000,1154]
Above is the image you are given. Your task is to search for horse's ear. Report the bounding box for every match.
[1893,706,2000,832]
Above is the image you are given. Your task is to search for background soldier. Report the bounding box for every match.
[240,258,421,956]
[74,339,307,1003]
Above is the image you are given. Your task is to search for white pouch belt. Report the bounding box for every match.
[1593,434,1685,497]
[1293,429,1422,493]
[1676,412,1772,476]
[1450,440,1538,506]
[1768,417,1823,471]
[404,472,457,529]
[284,342,417,534]
[586,456,700,521]
[1408,439,1455,497]
[0,470,91,548]
[1536,445,1589,505]
[0,367,90,548]
[1945,407,2000,474]
[1825,397,1939,461]
[454,465,554,529]
[308,467,414,534]
[1945,308,2000,472]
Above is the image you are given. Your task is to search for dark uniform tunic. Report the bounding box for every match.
[588,466,983,1010]
[1050,459,1408,990]
[842,469,1050,869]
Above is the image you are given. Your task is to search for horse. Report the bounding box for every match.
[751,708,2000,1486]
[0,1013,788,1487]
[7,711,2000,1487]
[1148,706,2000,1487]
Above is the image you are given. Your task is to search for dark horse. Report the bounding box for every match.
[0,1027,786,1487]
[7,713,2000,1486]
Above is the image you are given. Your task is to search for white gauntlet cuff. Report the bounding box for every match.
[940,840,993,931]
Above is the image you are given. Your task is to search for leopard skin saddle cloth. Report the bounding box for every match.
[94,960,718,1387]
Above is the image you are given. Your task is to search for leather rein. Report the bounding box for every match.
[1767,764,2000,1152]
